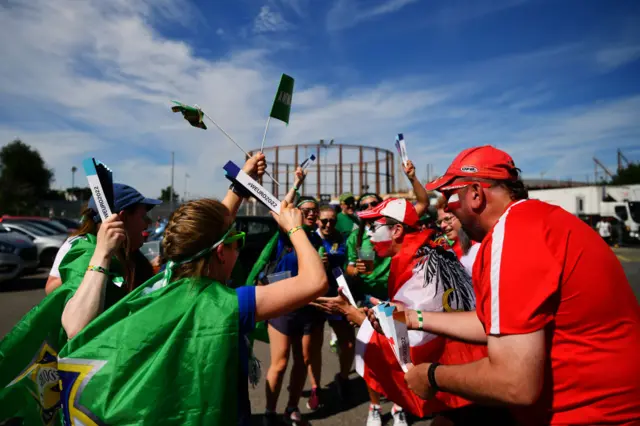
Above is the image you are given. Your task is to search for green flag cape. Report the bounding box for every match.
[269,74,294,125]
[0,235,124,425]
[245,232,279,343]
[57,274,239,426]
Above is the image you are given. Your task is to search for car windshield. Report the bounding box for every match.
[10,223,49,237]
[21,221,61,236]
[629,202,640,223]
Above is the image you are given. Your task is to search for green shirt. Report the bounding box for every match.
[336,212,359,239]
[346,228,390,300]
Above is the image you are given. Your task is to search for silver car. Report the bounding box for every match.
[0,227,39,283]
[1,223,66,266]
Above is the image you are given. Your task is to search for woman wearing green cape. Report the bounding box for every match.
[57,154,329,426]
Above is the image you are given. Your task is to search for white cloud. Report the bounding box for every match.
[216,28,224,36]
[595,44,640,72]
[0,0,638,200]
[253,5,293,33]
[326,0,420,31]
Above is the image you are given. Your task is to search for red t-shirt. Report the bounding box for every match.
[473,199,640,425]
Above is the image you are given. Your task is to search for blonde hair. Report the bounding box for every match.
[162,198,230,281]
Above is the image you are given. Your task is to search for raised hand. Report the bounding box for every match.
[403,160,416,180]
[243,152,267,179]
[95,214,126,258]
[270,200,302,233]
[294,166,307,187]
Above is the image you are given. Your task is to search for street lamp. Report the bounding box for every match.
[71,166,77,188]
[184,173,190,202]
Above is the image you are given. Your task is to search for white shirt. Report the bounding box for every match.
[460,243,480,277]
[49,236,84,278]
[596,221,612,238]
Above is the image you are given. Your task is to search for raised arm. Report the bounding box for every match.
[403,160,429,218]
[283,167,307,205]
[222,152,267,219]
[254,201,328,322]
[61,215,124,339]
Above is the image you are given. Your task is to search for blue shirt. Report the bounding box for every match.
[236,285,256,426]
[317,230,347,296]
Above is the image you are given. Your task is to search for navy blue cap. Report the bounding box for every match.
[88,183,162,222]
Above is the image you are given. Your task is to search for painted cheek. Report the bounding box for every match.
[372,240,392,257]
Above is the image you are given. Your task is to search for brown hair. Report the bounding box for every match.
[435,196,447,211]
[162,198,230,282]
[70,207,98,238]
[319,205,336,215]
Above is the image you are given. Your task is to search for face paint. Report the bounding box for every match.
[368,219,394,258]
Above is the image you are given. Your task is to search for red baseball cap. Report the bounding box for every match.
[357,198,420,228]
[426,146,517,192]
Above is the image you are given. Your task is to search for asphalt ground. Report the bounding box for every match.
[1,246,639,425]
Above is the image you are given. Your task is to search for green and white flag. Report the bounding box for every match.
[171,100,207,130]
[269,74,294,125]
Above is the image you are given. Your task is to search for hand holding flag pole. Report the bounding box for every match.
[259,73,294,153]
[171,101,279,185]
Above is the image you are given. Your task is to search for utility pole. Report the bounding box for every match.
[170,152,175,212]
[184,173,190,202]
[71,166,77,189]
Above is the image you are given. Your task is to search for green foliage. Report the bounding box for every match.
[159,186,179,203]
[611,163,640,185]
[0,140,53,214]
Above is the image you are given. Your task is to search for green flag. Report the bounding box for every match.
[245,232,280,344]
[269,74,294,125]
[56,274,239,425]
[171,100,207,130]
[0,234,124,426]
[0,289,70,426]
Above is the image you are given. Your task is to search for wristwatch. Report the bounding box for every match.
[229,183,251,198]
[428,362,441,393]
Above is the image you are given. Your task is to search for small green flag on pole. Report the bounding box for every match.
[171,100,207,130]
[269,73,294,125]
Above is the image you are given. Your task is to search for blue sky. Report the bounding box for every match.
[0,0,639,198]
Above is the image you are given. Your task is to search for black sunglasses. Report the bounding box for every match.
[300,207,318,216]
[319,218,337,226]
[359,201,379,211]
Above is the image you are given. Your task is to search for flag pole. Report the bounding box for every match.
[259,116,271,153]
[200,109,280,185]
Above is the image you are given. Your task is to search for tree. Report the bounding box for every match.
[611,163,640,185]
[159,186,179,204]
[0,140,54,215]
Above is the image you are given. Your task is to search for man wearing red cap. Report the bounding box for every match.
[401,146,640,424]
[315,198,500,423]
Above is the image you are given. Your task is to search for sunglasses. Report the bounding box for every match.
[359,201,379,211]
[300,208,319,216]
[319,218,337,226]
[212,223,246,251]
[443,181,493,212]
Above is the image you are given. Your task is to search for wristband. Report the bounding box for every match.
[428,362,441,393]
[87,265,109,275]
[229,183,251,198]
[287,226,304,237]
[416,309,423,330]
[293,185,299,192]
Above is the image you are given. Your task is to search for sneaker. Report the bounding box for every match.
[392,406,408,426]
[284,407,308,426]
[306,387,320,411]
[366,405,382,426]
[329,331,339,354]
[334,373,350,401]
[263,411,279,426]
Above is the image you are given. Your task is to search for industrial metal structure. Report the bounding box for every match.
[249,141,397,200]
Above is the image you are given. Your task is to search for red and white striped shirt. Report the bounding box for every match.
[474,199,640,425]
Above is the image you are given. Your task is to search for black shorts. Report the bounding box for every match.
[268,308,325,337]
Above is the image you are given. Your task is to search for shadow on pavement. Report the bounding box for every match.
[0,271,47,293]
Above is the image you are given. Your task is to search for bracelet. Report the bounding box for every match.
[416,309,423,330]
[428,362,441,393]
[293,185,299,192]
[87,265,109,275]
[287,226,304,237]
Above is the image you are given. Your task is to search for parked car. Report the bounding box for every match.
[1,222,66,266]
[0,216,70,235]
[0,227,39,284]
[51,217,81,233]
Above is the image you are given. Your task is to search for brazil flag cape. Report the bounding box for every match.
[0,234,124,426]
[57,274,240,426]
[246,232,279,343]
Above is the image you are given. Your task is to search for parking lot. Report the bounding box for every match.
[1,247,639,425]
